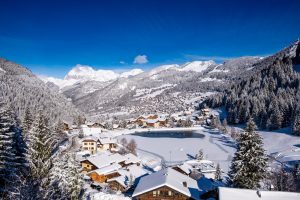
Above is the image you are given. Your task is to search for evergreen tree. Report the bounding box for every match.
[215,163,222,181]
[229,118,267,189]
[0,104,19,198]
[27,112,53,194]
[196,149,204,160]
[46,153,82,200]
[22,107,33,142]
[292,112,300,136]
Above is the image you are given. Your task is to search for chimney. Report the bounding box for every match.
[183,181,187,187]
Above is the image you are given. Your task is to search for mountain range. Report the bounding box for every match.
[41,57,261,121]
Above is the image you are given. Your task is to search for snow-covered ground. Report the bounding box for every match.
[90,192,130,200]
[259,128,300,168]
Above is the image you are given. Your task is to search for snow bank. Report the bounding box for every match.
[91,192,130,200]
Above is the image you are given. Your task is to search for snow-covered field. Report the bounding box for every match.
[259,128,300,167]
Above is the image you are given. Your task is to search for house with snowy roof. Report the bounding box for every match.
[132,168,201,200]
[81,153,142,183]
[146,119,160,128]
[82,136,99,154]
[98,137,118,151]
[218,187,300,200]
[107,164,148,192]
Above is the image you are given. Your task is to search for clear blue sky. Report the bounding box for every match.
[0,0,300,78]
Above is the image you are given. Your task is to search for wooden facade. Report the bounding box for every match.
[108,180,126,192]
[172,166,189,176]
[88,171,120,183]
[134,185,195,200]
[81,160,97,172]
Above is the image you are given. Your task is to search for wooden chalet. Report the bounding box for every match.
[132,168,201,200]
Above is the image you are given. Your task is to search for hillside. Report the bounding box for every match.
[200,40,300,135]
[0,58,80,123]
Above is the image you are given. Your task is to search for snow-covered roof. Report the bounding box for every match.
[107,164,148,188]
[124,153,141,164]
[83,153,125,169]
[146,119,159,124]
[132,168,201,200]
[218,187,300,200]
[81,126,102,136]
[90,163,122,175]
[177,163,193,174]
[82,136,99,142]
[186,160,216,173]
[99,137,117,144]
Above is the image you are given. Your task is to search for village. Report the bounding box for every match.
[62,108,300,200]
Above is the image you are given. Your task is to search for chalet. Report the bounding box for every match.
[132,168,201,200]
[87,163,121,183]
[218,187,300,200]
[82,137,98,154]
[80,153,125,172]
[98,138,118,151]
[107,164,148,192]
[158,116,167,127]
[184,160,217,179]
[146,119,160,128]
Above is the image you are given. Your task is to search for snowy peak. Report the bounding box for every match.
[120,68,144,78]
[149,64,180,75]
[180,60,216,72]
[64,64,119,82]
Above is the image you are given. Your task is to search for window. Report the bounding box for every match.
[87,164,89,167]
[168,191,172,196]
[153,191,156,197]
[84,143,87,145]
[91,147,94,150]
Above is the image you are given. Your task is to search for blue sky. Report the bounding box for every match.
[0,0,300,78]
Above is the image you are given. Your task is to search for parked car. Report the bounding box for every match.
[91,182,102,191]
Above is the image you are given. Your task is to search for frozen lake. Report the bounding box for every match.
[117,128,236,173]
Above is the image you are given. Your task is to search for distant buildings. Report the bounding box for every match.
[81,137,118,154]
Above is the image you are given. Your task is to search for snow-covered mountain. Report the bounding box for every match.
[120,68,144,78]
[180,60,216,72]
[41,64,144,88]
[41,61,217,89]
[50,57,261,119]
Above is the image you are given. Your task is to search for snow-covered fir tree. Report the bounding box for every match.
[292,109,300,136]
[229,118,268,189]
[22,107,33,142]
[46,153,82,200]
[215,163,222,181]
[0,103,28,199]
[196,149,204,160]
[27,112,53,194]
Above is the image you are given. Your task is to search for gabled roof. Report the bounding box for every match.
[82,153,126,169]
[132,168,201,200]
[124,153,141,164]
[107,164,148,188]
[218,187,300,200]
[89,163,122,176]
